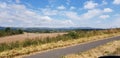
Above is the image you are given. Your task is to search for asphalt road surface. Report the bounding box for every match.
[24,36,120,58]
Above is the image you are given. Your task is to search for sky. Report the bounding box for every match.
[0,0,120,28]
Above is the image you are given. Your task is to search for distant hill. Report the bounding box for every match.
[0,26,22,30]
[0,26,103,32]
[0,26,5,30]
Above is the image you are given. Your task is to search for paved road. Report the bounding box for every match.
[24,36,120,58]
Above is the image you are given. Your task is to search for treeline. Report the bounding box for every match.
[25,29,61,33]
[24,29,69,33]
[0,28,120,52]
[0,27,23,37]
[67,28,120,39]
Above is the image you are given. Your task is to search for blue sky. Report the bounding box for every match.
[0,0,120,28]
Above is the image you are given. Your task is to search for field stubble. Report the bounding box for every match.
[0,33,66,43]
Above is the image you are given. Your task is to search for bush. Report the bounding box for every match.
[67,31,79,39]
[0,27,23,37]
[18,29,23,34]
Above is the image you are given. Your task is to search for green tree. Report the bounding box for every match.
[18,29,23,34]
[5,27,11,32]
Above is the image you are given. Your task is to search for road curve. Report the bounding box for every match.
[24,36,120,58]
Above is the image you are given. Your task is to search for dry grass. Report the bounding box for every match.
[0,32,120,58]
[0,33,66,43]
[64,38,120,58]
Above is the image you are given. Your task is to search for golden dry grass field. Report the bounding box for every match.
[0,33,66,43]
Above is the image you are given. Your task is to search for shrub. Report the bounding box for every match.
[0,27,24,37]
[67,31,79,39]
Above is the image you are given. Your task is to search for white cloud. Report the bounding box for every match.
[65,9,102,20]
[102,0,108,5]
[112,17,120,28]
[8,19,14,23]
[96,21,101,23]
[41,8,58,16]
[70,6,76,10]
[113,0,120,5]
[57,5,66,10]
[61,20,75,25]
[66,0,71,5]
[65,11,79,20]
[84,1,98,9]
[0,2,7,8]
[0,2,74,27]
[81,9,102,20]
[16,0,20,3]
[99,15,110,19]
[48,0,56,7]
[103,8,113,12]
[36,19,75,28]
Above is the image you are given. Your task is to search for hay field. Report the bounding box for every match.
[0,33,66,43]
